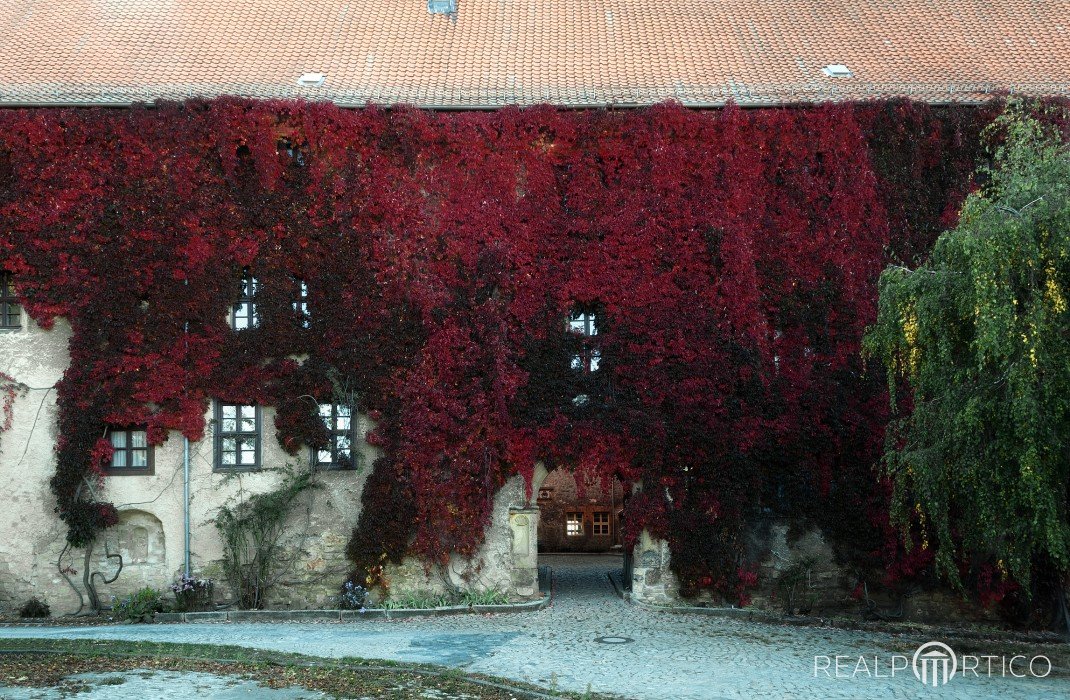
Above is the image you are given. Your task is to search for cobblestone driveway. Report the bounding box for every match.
[2,554,1067,699]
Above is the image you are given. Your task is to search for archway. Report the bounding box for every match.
[525,463,630,599]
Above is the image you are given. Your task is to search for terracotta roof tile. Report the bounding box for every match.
[0,0,1067,107]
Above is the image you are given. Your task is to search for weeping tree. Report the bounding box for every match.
[865,105,1070,623]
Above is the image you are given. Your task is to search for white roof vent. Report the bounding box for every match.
[297,73,326,87]
[821,64,853,78]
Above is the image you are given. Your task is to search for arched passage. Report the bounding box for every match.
[522,462,630,601]
[534,468,625,553]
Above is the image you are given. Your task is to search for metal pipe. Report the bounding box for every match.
[183,435,190,577]
[182,283,191,578]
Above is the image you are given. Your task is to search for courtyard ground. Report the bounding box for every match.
[2,554,1068,699]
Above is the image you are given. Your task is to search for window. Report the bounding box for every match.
[592,511,610,536]
[278,138,307,166]
[537,488,553,501]
[567,309,601,374]
[1,272,21,329]
[104,426,153,475]
[568,310,598,337]
[293,278,310,328]
[214,403,261,470]
[232,270,259,330]
[313,403,356,470]
[566,512,583,537]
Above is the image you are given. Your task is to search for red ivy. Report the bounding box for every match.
[0,99,998,598]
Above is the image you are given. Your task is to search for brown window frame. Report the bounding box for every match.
[0,271,22,330]
[103,425,155,476]
[592,510,611,536]
[214,402,262,472]
[311,402,357,471]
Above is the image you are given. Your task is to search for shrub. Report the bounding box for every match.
[112,587,165,622]
[170,575,214,612]
[18,597,50,618]
[339,580,368,611]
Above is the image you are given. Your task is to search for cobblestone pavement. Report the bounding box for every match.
[2,554,1067,699]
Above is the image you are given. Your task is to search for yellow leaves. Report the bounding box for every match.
[915,502,930,550]
[901,308,920,375]
[1043,265,1066,314]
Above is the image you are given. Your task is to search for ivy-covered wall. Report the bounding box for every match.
[0,99,996,603]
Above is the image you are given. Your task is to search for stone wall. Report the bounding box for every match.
[378,475,536,602]
[0,315,518,613]
[628,520,999,625]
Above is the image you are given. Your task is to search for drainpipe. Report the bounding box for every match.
[182,285,191,578]
[183,436,191,577]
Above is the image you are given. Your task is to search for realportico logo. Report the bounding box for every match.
[814,640,1051,686]
[913,641,957,686]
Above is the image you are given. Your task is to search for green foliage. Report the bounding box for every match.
[376,587,511,609]
[865,103,1070,592]
[112,587,165,622]
[460,589,511,606]
[214,468,317,609]
[379,591,454,610]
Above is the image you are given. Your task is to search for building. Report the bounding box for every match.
[0,0,1068,616]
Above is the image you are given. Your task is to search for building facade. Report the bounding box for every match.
[0,0,1068,617]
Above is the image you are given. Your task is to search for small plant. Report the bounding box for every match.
[339,580,368,611]
[460,589,510,606]
[18,597,50,618]
[775,556,818,615]
[380,591,452,610]
[170,574,214,612]
[113,587,165,622]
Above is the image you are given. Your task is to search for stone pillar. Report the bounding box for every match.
[508,507,540,599]
[629,529,679,605]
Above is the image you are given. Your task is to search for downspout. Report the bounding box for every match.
[182,284,191,577]
[183,435,190,577]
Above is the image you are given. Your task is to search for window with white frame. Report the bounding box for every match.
[232,270,259,330]
[567,309,601,373]
[293,278,310,328]
[215,403,260,470]
[592,511,610,536]
[313,403,356,470]
[567,307,603,408]
[565,512,583,537]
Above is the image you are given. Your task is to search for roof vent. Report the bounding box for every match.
[821,64,853,78]
[428,0,457,15]
[297,73,326,87]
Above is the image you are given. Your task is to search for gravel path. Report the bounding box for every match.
[2,554,1066,699]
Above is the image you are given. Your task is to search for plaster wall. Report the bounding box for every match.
[0,315,516,613]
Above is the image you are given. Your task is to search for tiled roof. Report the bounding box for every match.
[0,0,1068,108]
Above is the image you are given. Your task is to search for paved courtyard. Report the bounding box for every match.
[1,554,1067,699]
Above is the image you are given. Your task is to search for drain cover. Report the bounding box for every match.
[594,636,634,644]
